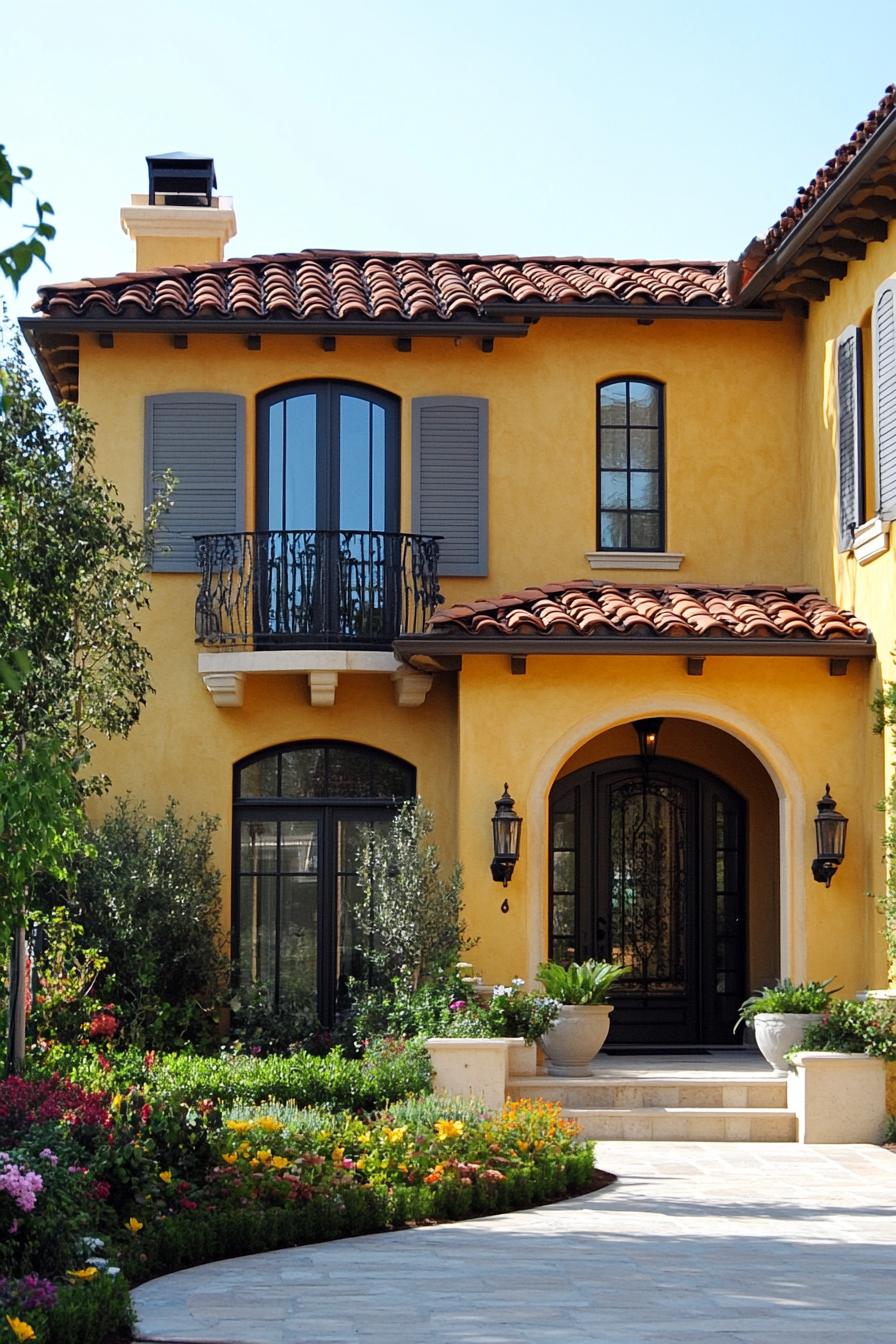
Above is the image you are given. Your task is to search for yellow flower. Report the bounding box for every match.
[67,1267,100,1281]
[357,1131,371,1147]
[126,1218,143,1233]
[256,1116,283,1133]
[249,1158,260,1169]
[256,1148,272,1164]
[159,1170,172,1183]
[355,1155,367,1171]
[222,1152,239,1165]
[238,1141,251,1155]
[110,1093,124,1112]
[6,1318,36,1342]
[271,1155,289,1170]
[434,1119,464,1142]
[226,1120,252,1134]
[383,1126,407,1145]
[331,1145,345,1164]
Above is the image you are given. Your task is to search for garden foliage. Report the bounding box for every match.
[796,997,896,1060]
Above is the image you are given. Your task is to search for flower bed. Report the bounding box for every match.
[2,1053,597,1342]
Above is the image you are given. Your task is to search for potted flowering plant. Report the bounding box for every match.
[734,978,838,1073]
[535,959,631,1076]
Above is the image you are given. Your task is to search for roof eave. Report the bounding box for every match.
[393,634,876,666]
[739,105,896,307]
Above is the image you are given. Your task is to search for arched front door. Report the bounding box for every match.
[549,756,746,1045]
[233,741,415,1026]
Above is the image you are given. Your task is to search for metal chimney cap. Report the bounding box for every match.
[146,153,217,207]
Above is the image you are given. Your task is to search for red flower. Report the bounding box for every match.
[143,1051,156,1071]
[140,1104,152,1124]
[89,1011,119,1040]
[178,1197,198,1210]
[97,1054,111,1072]
[89,1179,111,1201]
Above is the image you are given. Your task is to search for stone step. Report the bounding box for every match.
[507,1076,787,1110]
[565,1106,798,1142]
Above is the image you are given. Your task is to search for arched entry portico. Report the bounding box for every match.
[525,694,807,1040]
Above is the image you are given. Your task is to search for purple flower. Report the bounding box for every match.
[0,1160,43,1213]
[449,1000,466,1012]
[38,1148,58,1167]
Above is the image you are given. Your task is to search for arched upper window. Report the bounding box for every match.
[256,381,400,535]
[597,378,665,551]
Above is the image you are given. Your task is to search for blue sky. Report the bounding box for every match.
[4,0,896,318]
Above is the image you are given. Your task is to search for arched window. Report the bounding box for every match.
[233,741,415,1025]
[597,378,665,551]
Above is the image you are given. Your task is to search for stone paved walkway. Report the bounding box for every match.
[133,1142,896,1344]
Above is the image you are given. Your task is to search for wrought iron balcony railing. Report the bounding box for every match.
[194,529,443,649]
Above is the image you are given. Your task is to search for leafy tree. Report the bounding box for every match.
[0,325,169,1069]
[355,799,465,989]
[0,146,55,290]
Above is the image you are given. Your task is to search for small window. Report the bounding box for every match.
[835,327,864,551]
[597,378,665,551]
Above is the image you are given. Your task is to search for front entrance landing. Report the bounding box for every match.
[507,1050,796,1140]
[132,1142,896,1344]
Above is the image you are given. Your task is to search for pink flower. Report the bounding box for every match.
[449,1000,466,1012]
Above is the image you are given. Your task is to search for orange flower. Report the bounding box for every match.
[423,1170,442,1185]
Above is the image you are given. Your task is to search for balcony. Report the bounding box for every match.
[194,529,443,651]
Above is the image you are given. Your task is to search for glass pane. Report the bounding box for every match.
[279,875,318,1000]
[609,779,686,992]
[280,819,318,875]
[599,382,627,426]
[600,427,627,469]
[600,512,628,548]
[552,891,575,939]
[629,428,658,470]
[283,395,317,531]
[371,404,386,531]
[280,747,326,798]
[552,849,575,892]
[339,395,373,533]
[553,811,574,849]
[337,818,390,988]
[239,754,279,799]
[267,402,285,530]
[630,472,659,509]
[369,755,414,799]
[630,512,660,549]
[239,873,277,987]
[240,819,278,874]
[629,382,659,426]
[328,746,374,797]
[601,470,628,509]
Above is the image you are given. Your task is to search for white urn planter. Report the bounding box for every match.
[752,1012,822,1074]
[539,1004,614,1076]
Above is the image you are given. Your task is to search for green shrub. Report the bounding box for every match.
[35,797,229,1050]
[45,1273,135,1344]
[797,998,896,1059]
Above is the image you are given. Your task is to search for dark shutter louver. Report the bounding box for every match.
[144,393,245,571]
[875,281,896,521]
[411,396,488,576]
[836,327,863,551]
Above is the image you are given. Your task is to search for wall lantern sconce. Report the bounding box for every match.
[491,784,522,911]
[633,717,663,767]
[811,784,848,887]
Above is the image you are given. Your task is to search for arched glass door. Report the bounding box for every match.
[233,741,415,1025]
[549,756,745,1045]
[255,382,401,644]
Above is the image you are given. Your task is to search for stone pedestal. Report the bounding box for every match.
[425,1037,525,1111]
[787,1051,888,1144]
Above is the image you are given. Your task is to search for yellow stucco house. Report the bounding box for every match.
[21,88,896,1044]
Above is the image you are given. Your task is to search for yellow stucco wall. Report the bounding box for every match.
[798,227,896,987]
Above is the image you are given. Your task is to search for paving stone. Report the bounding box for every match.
[133,1141,896,1344]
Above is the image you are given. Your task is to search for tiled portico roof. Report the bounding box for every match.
[424,583,871,644]
[32,252,727,322]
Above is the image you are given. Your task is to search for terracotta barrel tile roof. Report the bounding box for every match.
[427,583,871,643]
[759,83,896,261]
[33,250,727,323]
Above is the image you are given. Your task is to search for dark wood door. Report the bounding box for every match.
[549,756,746,1045]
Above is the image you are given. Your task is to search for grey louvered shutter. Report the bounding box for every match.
[836,327,864,551]
[144,393,245,571]
[411,397,488,576]
[874,281,896,521]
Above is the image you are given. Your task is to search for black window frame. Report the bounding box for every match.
[232,740,415,1025]
[596,376,666,552]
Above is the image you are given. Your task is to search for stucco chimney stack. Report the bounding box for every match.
[120,152,237,270]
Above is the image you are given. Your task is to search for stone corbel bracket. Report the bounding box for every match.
[199,651,433,709]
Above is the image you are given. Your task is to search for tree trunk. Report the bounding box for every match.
[4,924,26,1075]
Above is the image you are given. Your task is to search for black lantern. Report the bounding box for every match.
[491,784,522,888]
[633,718,663,766]
[811,784,848,887]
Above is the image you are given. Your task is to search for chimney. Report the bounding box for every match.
[120,152,237,270]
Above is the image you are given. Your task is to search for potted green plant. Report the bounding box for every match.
[535,959,631,1076]
[735,977,838,1074]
